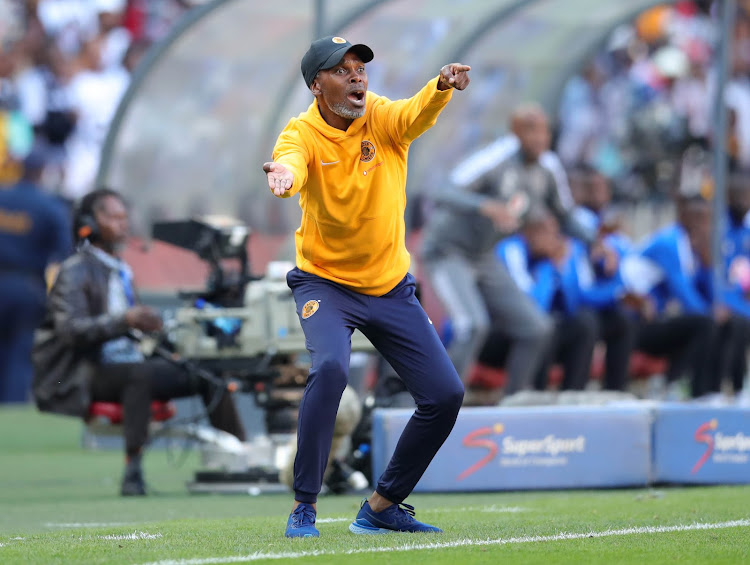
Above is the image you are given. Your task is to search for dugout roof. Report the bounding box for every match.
[98,0,667,235]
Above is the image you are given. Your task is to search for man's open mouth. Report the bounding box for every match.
[347,90,365,106]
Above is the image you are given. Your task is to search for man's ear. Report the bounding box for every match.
[310,78,321,96]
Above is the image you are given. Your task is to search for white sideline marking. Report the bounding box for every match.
[99,532,163,541]
[433,506,528,514]
[0,537,25,547]
[46,522,135,528]
[138,519,750,565]
[315,518,349,524]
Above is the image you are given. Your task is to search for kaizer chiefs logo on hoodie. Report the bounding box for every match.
[360,140,376,162]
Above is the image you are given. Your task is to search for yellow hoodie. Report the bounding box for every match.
[272,76,452,296]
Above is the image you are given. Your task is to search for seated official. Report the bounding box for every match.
[719,174,750,403]
[568,168,640,391]
[496,208,627,391]
[32,188,246,496]
[546,192,729,401]
[642,195,750,401]
[568,171,722,398]
[631,196,739,401]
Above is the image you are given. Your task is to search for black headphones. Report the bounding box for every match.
[74,211,100,242]
[73,188,126,244]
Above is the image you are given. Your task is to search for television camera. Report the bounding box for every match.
[147,217,375,493]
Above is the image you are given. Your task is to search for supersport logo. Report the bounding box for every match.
[457,424,504,480]
[691,418,718,474]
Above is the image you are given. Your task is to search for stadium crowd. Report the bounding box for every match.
[0,0,189,201]
[555,0,750,200]
[1,0,750,409]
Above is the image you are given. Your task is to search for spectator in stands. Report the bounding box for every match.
[36,0,100,57]
[556,59,614,171]
[63,36,129,199]
[14,39,77,189]
[2,0,171,201]
[32,188,246,496]
[421,103,595,397]
[0,0,24,47]
[94,0,131,72]
[1,147,71,403]
[671,43,711,147]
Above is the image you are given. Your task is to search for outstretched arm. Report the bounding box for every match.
[437,63,471,91]
[263,162,295,197]
[381,63,471,145]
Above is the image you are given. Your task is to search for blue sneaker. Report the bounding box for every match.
[349,500,442,534]
[284,503,319,538]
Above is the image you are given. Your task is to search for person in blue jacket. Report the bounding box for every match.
[567,165,639,391]
[635,195,732,400]
[497,207,625,391]
[722,173,750,400]
[682,189,750,402]
[0,149,72,402]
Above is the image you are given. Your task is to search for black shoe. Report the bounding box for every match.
[120,468,146,496]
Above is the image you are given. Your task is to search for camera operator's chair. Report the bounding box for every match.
[83,401,177,449]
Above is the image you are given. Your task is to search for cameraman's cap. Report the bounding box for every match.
[301,36,374,88]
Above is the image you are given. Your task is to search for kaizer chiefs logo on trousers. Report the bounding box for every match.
[360,140,376,162]
[301,300,320,319]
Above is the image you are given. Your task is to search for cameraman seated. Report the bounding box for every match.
[33,188,246,496]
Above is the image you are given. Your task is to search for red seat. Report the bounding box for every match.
[87,401,177,424]
[466,363,569,390]
[629,351,668,379]
[467,349,669,391]
[466,363,507,390]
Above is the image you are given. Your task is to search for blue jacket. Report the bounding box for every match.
[572,205,633,277]
[636,223,750,318]
[717,215,750,318]
[497,235,623,315]
[0,181,72,282]
[725,214,750,272]
[637,224,708,314]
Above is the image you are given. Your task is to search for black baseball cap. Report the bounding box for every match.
[301,36,374,88]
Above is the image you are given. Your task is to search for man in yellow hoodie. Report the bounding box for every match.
[264,36,470,538]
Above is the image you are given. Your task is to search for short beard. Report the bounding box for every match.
[330,102,365,120]
[98,239,126,257]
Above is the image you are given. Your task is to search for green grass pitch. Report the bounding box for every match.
[1,405,748,564]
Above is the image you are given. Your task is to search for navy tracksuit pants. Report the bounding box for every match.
[0,274,46,403]
[287,267,464,504]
